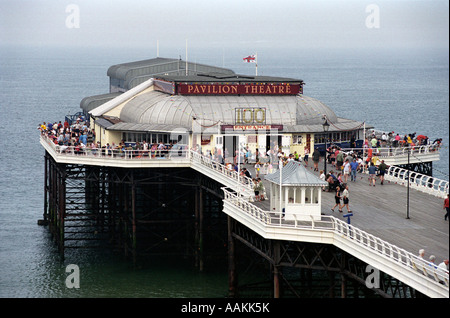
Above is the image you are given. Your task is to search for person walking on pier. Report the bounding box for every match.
[438,259,448,272]
[378,160,388,185]
[341,184,351,213]
[418,249,425,259]
[303,148,309,166]
[343,159,350,183]
[368,162,378,186]
[444,194,449,221]
[253,178,260,201]
[312,147,320,171]
[350,158,359,182]
[331,186,343,213]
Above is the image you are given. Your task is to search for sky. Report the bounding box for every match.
[0,0,448,52]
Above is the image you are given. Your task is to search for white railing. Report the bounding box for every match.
[338,145,441,158]
[190,151,254,193]
[41,134,190,160]
[222,187,449,289]
[42,134,254,193]
[385,166,449,198]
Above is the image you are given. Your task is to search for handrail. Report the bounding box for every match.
[189,151,254,193]
[41,134,254,193]
[335,145,441,158]
[222,187,449,289]
[41,134,190,160]
[385,166,449,198]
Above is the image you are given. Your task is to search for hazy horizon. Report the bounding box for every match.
[1,0,448,53]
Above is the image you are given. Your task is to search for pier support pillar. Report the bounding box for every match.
[340,253,347,298]
[131,178,137,264]
[227,216,237,297]
[194,185,204,271]
[43,153,48,223]
[273,241,281,298]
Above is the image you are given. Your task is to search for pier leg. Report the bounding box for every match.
[329,272,335,298]
[273,266,280,298]
[43,153,48,223]
[273,241,281,298]
[199,187,203,271]
[131,177,137,263]
[58,168,66,256]
[341,254,347,298]
[227,217,237,297]
[194,185,204,271]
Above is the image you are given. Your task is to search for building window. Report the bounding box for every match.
[292,135,303,145]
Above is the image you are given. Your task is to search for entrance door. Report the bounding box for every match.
[223,135,238,164]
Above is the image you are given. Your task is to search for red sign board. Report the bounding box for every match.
[177,83,301,95]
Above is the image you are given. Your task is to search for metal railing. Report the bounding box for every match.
[41,134,254,193]
[222,187,449,289]
[190,151,254,193]
[41,134,190,160]
[336,145,441,158]
[385,166,449,198]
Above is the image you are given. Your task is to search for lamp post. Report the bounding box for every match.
[406,146,410,219]
[322,119,330,176]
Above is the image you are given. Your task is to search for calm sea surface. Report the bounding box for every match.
[0,45,448,298]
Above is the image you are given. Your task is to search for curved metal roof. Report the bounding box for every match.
[265,160,328,186]
[119,91,338,129]
[107,58,235,90]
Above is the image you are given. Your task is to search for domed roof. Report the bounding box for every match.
[119,90,338,129]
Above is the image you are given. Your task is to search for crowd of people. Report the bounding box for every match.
[39,116,186,158]
[39,116,95,151]
[418,249,448,275]
[370,131,443,149]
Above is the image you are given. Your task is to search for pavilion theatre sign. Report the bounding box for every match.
[177,83,302,95]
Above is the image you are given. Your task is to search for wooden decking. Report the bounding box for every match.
[248,159,449,264]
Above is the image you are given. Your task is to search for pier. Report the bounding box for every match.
[40,134,448,298]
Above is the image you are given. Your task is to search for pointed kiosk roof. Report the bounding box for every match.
[264,161,328,186]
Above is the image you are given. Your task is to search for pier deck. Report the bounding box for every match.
[250,160,449,264]
[41,134,448,272]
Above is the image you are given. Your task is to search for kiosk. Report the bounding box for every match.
[265,161,327,221]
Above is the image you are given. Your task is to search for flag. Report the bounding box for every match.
[243,55,256,63]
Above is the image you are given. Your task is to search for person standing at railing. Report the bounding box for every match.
[444,194,449,221]
[371,136,377,148]
[429,255,438,269]
[257,178,265,201]
[394,133,401,147]
[418,249,425,259]
[438,259,448,272]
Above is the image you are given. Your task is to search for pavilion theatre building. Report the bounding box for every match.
[88,70,368,161]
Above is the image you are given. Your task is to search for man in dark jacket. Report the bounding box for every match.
[378,160,388,185]
[312,147,321,171]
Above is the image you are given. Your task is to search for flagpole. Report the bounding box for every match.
[255,52,258,76]
[185,39,188,76]
[279,156,282,215]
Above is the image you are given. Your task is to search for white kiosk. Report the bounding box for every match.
[265,161,327,221]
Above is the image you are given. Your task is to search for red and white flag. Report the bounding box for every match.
[243,54,256,63]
